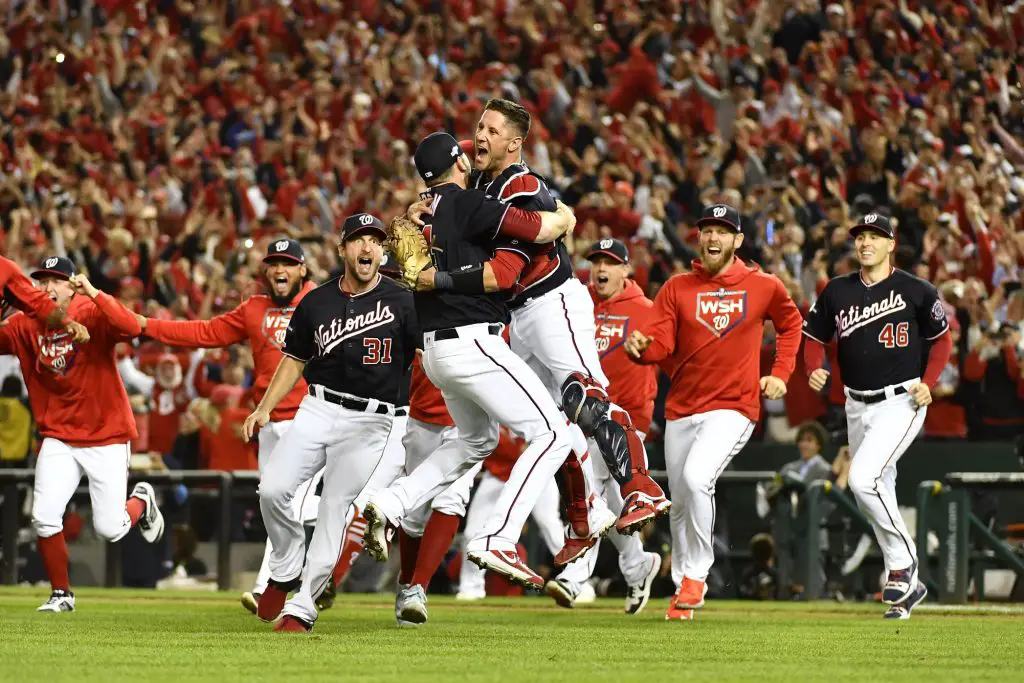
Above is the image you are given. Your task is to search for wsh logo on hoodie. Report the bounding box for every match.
[695,289,747,337]
[36,331,79,376]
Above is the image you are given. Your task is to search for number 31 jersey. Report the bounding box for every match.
[802,269,949,392]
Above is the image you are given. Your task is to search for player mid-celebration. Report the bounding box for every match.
[242,214,419,632]
[802,212,952,620]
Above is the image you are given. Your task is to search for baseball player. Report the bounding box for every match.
[242,214,419,633]
[0,256,163,612]
[625,204,803,620]
[802,212,951,619]
[134,238,322,613]
[547,239,661,614]
[362,131,579,596]
[465,99,669,543]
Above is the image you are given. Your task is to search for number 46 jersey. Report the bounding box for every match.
[802,269,949,392]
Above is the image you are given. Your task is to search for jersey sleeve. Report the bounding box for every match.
[766,276,804,383]
[917,282,950,340]
[281,297,316,362]
[802,284,836,344]
[79,293,144,342]
[0,316,23,356]
[460,190,542,242]
[635,278,680,364]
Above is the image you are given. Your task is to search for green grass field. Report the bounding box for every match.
[0,588,1021,682]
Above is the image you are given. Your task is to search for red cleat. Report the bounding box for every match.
[665,603,695,621]
[673,577,708,609]
[554,504,617,566]
[616,491,671,535]
[467,549,543,590]
[273,615,312,633]
[257,578,299,623]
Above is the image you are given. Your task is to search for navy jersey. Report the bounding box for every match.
[282,274,418,405]
[802,269,949,392]
[415,183,516,331]
[473,163,573,308]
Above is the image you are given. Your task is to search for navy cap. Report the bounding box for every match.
[413,132,463,182]
[696,204,741,232]
[586,238,629,264]
[263,238,305,264]
[31,256,76,281]
[342,213,387,241]
[850,212,895,239]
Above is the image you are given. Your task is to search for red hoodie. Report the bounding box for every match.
[144,281,317,422]
[590,280,658,434]
[632,259,803,422]
[0,292,142,447]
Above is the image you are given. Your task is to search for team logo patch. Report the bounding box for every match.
[713,206,727,218]
[931,299,946,322]
[864,213,878,224]
[45,257,59,268]
[595,314,630,356]
[274,240,289,252]
[359,214,374,226]
[36,330,79,376]
[599,238,613,249]
[262,307,295,349]
[695,289,747,337]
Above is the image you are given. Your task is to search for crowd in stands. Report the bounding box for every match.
[2,0,1024,480]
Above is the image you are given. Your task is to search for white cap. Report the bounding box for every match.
[827,3,845,15]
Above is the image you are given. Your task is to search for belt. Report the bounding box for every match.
[307,385,407,416]
[432,323,503,342]
[847,386,907,404]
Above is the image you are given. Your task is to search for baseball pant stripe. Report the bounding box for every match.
[558,292,598,379]
[870,411,920,565]
[474,338,557,546]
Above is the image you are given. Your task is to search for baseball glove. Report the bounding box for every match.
[387,216,433,289]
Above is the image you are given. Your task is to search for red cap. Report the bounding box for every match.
[459,139,475,157]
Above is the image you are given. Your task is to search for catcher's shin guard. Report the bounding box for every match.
[557,449,591,537]
[561,372,609,437]
[593,407,664,498]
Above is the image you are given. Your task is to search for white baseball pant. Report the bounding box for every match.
[371,323,572,554]
[398,417,480,537]
[845,379,925,572]
[32,439,135,542]
[252,419,324,596]
[259,391,395,624]
[458,471,564,598]
[557,435,652,587]
[665,410,755,586]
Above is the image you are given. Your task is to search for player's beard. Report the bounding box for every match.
[700,241,736,275]
[156,364,182,390]
[267,276,301,308]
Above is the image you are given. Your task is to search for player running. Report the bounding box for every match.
[0,256,163,612]
[802,212,951,620]
[625,205,802,620]
[135,238,319,614]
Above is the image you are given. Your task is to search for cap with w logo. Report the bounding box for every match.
[696,204,741,233]
[31,256,76,281]
[850,212,894,239]
[585,238,630,264]
[263,238,305,264]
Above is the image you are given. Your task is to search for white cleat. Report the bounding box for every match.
[624,552,660,615]
[395,584,428,626]
[37,590,75,613]
[240,592,260,615]
[132,482,165,543]
[545,578,581,608]
[362,502,395,563]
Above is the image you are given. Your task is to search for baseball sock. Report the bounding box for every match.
[331,514,368,585]
[126,497,146,526]
[398,530,421,586]
[410,512,460,589]
[38,533,71,592]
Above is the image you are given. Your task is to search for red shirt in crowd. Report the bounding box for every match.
[144,281,316,422]
[590,279,657,434]
[633,258,803,422]
[0,292,142,447]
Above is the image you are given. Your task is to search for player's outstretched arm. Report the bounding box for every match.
[142,303,249,348]
[70,274,143,338]
[421,250,528,294]
[243,356,305,441]
[763,278,804,395]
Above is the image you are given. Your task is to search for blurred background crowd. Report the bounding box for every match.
[1,0,1023,577]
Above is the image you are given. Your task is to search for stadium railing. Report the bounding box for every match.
[917,474,1024,603]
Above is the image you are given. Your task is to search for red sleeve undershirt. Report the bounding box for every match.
[922,331,953,388]
[803,337,826,376]
[490,249,528,290]
[498,207,542,241]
